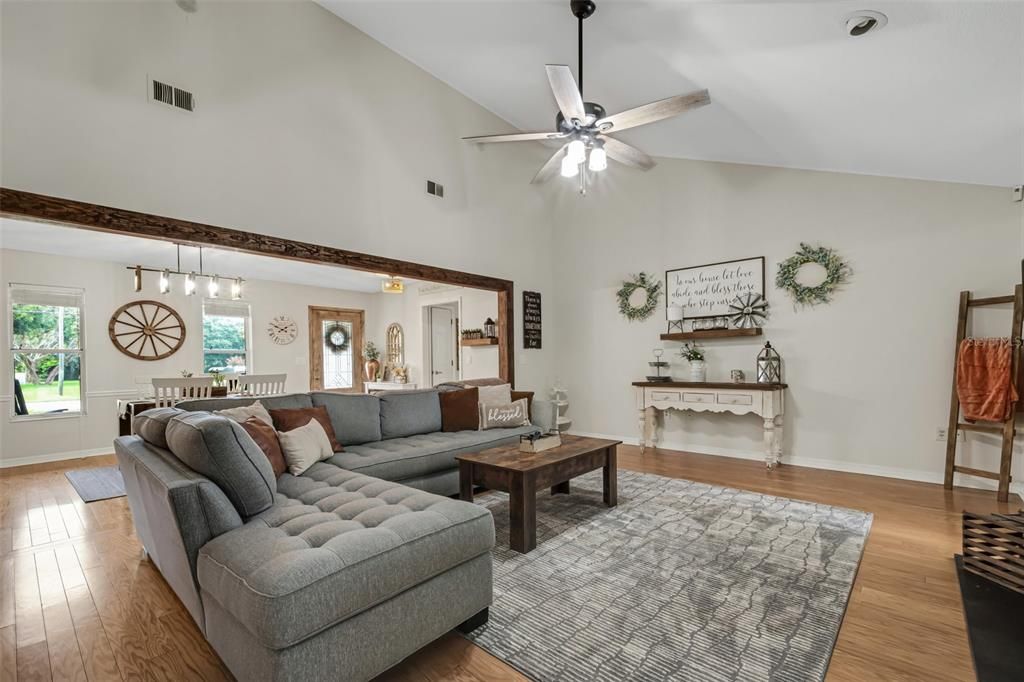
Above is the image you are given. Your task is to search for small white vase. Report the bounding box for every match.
[689,360,707,382]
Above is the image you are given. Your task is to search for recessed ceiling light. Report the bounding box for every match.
[843,10,888,37]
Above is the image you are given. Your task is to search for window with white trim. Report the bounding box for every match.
[9,284,85,417]
[202,300,251,375]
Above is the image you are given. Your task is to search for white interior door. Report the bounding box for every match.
[429,306,456,386]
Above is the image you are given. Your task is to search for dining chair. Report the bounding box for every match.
[237,373,287,397]
[152,377,215,408]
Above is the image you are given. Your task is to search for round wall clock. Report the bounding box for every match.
[267,316,298,345]
[108,300,186,361]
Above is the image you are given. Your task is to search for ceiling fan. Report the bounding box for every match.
[463,0,710,195]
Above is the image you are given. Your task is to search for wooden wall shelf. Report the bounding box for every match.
[462,337,499,347]
[660,327,763,341]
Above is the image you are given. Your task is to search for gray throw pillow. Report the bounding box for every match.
[165,411,276,517]
[479,399,531,430]
[133,407,185,449]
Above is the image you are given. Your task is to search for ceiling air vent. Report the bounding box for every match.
[150,78,196,112]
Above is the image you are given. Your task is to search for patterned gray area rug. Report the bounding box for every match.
[65,466,125,502]
[466,470,872,682]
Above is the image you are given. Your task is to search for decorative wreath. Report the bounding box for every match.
[616,272,662,321]
[775,242,852,307]
[323,323,351,352]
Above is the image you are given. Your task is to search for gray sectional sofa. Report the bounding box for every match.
[114,388,548,682]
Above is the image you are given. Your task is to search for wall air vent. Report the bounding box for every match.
[150,78,196,112]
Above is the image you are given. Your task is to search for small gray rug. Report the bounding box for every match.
[65,466,126,502]
[466,470,872,682]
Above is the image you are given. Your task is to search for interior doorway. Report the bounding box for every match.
[426,303,459,386]
[309,306,365,393]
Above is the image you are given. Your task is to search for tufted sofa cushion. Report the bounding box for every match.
[196,468,494,649]
[327,425,539,482]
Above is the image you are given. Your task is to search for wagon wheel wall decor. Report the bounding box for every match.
[108,300,186,360]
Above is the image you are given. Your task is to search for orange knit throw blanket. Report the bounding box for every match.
[957,338,1019,422]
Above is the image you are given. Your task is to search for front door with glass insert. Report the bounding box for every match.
[308,307,364,393]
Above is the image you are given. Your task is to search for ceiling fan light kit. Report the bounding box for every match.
[462,0,710,195]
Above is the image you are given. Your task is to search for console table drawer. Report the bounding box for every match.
[717,393,754,406]
[650,390,681,402]
[683,392,716,404]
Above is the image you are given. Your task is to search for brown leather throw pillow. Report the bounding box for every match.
[240,416,287,478]
[269,405,344,452]
[440,387,480,432]
[511,390,534,419]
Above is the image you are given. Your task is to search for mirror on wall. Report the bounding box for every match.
[386,323,404,369]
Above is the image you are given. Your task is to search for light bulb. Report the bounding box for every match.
[567,139,586,164]
[185,271,196,296]
[588,144,607,172]
[560,155,579,178]
[159,269,171,294]
[133,266,143,292]
[231,278,244,300]
[208,275,220,298]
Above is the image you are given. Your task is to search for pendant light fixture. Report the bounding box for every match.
[127,244,244,299]
[381,276,404,294]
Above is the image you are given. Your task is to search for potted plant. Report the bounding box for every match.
[210,369,225,387]
[679,342,707,382]
[364,341,381,382]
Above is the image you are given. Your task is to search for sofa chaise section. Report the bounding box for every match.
[115,407,495,681]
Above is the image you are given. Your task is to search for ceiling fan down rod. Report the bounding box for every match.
[570,0,595,98]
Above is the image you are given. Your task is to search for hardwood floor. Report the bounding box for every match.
[0,447,1016,682]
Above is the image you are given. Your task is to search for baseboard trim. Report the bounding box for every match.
[0,447,113,469]
[569,430,1024,497]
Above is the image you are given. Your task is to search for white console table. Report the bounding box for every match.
[365,382,418,392]
[633,381,788,469]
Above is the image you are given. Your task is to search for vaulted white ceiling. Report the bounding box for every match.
[318,0,1024,187]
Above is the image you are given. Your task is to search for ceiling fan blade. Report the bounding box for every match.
[531,144,569,184]
[601,136,656,171]
[463,131,569,144]
[545,65,586,124]
[596,89,710,133]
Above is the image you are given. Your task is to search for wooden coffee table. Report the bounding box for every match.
[456,435,621,553]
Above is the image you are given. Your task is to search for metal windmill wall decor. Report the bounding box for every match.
[728,293,769,329]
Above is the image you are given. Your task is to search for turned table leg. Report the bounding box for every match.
[772,417,784,467]
[763,417,776,470]
[637,407,648,454]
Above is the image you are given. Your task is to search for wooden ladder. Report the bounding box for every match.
[943,284,1024,502]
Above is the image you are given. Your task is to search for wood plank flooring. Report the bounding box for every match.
[1,447,1016,682]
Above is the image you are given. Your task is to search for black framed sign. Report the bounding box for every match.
[523,291,542,349]
[666,256,765,319]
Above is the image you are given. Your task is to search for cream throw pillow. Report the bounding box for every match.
[277,418,334,475]
[215,400,273,427]
[479,399,531,430]
[477,383,512,406]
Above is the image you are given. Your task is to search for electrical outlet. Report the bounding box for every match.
[936,428,966,442]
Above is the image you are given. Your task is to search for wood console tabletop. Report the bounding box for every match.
[456,435,620,553]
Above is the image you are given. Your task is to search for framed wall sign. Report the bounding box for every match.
[523,291,542,349]
[666,256,765,319]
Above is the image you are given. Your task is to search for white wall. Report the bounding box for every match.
[0,248,386,466]
[551,159,1024,491]
[0,0,557,395]
[371,282,499,386]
